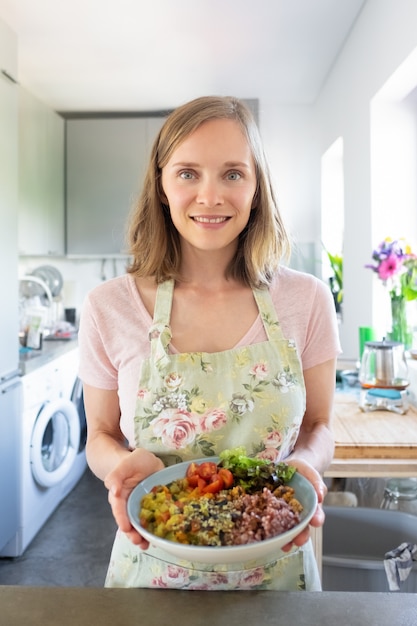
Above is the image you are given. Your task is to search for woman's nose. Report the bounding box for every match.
[196,177,224,207]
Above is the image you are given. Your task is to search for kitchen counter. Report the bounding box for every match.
[326,392,417,477]
[18,336,78,376]
[1,587,416,626]
[309,392,417,575]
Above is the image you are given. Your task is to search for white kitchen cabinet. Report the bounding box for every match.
[65,116,164,256]
[18,87,65,256]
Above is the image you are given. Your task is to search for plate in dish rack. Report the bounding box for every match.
[127,457,317,564]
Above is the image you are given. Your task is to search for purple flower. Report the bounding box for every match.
[366,238,417,300]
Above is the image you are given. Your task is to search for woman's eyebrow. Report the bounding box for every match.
[170,160,252,169]
[223,161,252,169]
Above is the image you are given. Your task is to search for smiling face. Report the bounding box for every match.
[161,118,257,261]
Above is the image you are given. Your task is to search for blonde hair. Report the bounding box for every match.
[126,96,290,288]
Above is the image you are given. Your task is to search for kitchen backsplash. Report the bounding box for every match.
[18,256,130,324]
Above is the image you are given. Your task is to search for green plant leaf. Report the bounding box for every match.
[323,245,343,302]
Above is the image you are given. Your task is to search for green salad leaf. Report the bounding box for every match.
[218,447,296,493]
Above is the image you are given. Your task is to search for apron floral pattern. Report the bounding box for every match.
[105,280,321,590]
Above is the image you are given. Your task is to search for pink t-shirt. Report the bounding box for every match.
[78,268,341,447]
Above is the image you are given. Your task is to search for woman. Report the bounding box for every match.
[78,95,341,590]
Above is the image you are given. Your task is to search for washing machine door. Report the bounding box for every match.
[30,399,81,487]
[71,377,87,453]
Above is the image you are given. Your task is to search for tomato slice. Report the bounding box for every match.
[187,474,200,487]
[218,468,234,489]
[186,462,199,478]
[202,473,224,494]
[185,460,232,494]
[197,462,218,479]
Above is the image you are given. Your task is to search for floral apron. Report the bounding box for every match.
[105,280,321,590]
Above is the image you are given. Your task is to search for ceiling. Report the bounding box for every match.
[0,0,366,113]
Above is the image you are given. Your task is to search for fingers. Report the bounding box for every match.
[108,488,130,532]
[123,528,150,549]
[309,502,326,527]
[104,450,165,548]
[104,469,124,499]
[286,458,328,504]
[270,457,328,556]
[108,486,150,547]
[281,526,310,552]
[281,504,325,552]
[311,479,327,505]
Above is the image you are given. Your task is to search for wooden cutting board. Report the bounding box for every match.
[333,393,417,459]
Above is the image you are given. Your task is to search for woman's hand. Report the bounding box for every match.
[104,448,165,549]
[280,458,327,552]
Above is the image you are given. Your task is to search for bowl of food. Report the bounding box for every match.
[127,451,317,564]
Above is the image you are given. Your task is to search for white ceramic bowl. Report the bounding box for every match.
[127,458,318,564]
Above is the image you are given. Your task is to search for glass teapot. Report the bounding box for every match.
[359,339,409,389]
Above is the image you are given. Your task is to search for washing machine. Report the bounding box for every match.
[58,348,88,495]
[0,348,87,557]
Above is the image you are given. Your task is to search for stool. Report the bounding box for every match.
[380,478,417,511]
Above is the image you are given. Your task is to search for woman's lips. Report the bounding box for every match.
[192,216,229,224]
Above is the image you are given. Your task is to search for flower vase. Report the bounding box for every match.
[388,295,412,349]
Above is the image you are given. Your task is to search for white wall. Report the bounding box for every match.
[315,0,417,358]
[260,103,321,275]
[260,104,319,241]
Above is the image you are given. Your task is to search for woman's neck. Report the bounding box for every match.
[178,244,237,287]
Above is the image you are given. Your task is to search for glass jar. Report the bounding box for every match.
[380,478,417,515]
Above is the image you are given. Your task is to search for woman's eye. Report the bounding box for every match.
[227,171,242,181]
[179,171,194,180]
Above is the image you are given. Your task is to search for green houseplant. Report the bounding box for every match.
[324,248,343,312]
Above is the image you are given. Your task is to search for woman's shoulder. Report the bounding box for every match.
[271,265,327,295]
[86,273,132,303]
[81,273,153,331]
[84,273,152,317]
[269,266,340,367]
[268,266,334,321]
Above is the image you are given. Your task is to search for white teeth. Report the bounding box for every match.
[193,216,228,224]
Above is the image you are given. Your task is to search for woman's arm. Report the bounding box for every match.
[282,357,336,549]
[83,383,164,547]
[83,384,129,480]
[289,357,336,474]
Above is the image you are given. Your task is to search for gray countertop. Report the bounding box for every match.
[19,336,78,376]
[0,588,415,626]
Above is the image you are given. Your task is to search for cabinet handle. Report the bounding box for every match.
[1,69,18,84]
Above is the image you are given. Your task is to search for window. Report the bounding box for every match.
[321,136,344,313]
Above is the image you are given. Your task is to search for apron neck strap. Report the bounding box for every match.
[153,279,175,326]
[253,287,284,342]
